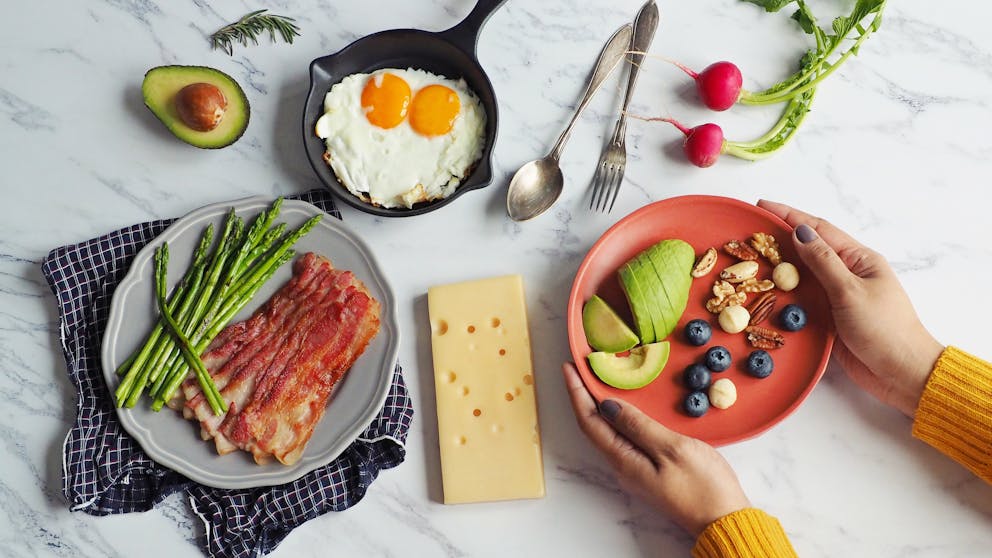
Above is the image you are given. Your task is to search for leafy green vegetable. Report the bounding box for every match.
[740,0,886,105]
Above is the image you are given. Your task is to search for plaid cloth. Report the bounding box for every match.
[41,189,414,558]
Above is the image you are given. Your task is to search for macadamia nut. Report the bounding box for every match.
[709,378,737,409]
[772,262,800,292]
[718,305,750,334]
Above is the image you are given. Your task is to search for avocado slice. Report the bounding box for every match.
[646,239,695,333]
[582,295,639,353]
[142,65,249,149]
[588,341,670,390]
[618,263,655,344]
[642,250,678,323]
[631,254,671,339]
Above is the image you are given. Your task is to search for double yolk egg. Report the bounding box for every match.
[316,68,486,209]
[362,73,461,136]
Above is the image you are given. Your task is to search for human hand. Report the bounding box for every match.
[758,200,944,418]
[562,362,750,536]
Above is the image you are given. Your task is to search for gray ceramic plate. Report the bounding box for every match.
[101,197,400,489]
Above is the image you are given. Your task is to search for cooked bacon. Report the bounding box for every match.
[229,287,379,464]
[190,267,348,449]
[175,252,381,465]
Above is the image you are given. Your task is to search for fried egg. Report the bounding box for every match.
[315,68,486,209]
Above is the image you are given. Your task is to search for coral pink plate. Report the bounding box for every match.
[567,196,836,446]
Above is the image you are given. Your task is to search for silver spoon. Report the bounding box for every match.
[506,23,633,222]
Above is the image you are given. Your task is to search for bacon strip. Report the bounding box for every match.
[231,287,379,464]
[175,253,381,465]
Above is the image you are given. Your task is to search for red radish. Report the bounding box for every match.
[653,118,725,168]
[673,61,743,111]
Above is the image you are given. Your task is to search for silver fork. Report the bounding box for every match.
[590,0,659,213]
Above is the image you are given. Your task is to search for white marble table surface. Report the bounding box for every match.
[4,1,992,556]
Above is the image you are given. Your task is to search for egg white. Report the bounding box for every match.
[315,68,487,209]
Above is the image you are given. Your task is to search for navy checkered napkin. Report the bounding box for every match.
[41,189,414,558]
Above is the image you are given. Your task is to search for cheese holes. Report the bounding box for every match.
[491,317,501,328]
[514,387,522,396]
[435,320,448,335]
[467,325,476,333]
[504,392,514,402]
[445,371,457,383]
[457,436,467,446]
[522,374,534,385]
[461,386,470,396]
[498,348,506,356]
[473,408,482,417]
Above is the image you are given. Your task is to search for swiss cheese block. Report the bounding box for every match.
[427,275,545,504]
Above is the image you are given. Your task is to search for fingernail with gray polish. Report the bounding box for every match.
[796,224,818,244]
[599,399,621,421]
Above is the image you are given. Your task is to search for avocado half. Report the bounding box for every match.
[142,65,249,149]
[588,342,671,390]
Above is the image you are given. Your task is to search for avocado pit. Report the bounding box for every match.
[175,82,228,132]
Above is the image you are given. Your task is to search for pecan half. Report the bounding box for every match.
[692,247,718,278]
[751,232,782,265]
[745,325,785,350]
[724,240,760,261]
[746,292,777,325]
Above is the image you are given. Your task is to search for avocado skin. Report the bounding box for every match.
[142,65,250,149]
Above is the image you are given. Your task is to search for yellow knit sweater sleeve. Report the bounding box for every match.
[912,346,992,482]
[692,508,797,558]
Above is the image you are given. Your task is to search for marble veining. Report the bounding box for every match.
[4,0,992,556]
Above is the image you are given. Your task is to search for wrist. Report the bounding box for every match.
[901,336,944,418]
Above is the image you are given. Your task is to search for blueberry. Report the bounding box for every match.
[684,319,712,346]
[683,363,712,391]
[746,349,774,378]
[779,304,808,332]
[684,391,710,418]
[704,346,732,372]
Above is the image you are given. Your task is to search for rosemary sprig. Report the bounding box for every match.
[210,9,301,56]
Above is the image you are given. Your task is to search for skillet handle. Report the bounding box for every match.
[440,0,508,55]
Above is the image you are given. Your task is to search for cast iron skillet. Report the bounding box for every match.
[303,0,507,217]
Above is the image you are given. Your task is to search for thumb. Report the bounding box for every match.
[600,398,687,462]
[793,224,856,302]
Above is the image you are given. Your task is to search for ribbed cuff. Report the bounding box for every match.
[692,508,797,558]
[913,346,992,482]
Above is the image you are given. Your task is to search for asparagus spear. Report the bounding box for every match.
[153,245,227,415]
[115,225,214,406]
[145,211,242,399]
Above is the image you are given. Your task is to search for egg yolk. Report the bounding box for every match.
[409,85,461,136]
[361,73,411,129]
